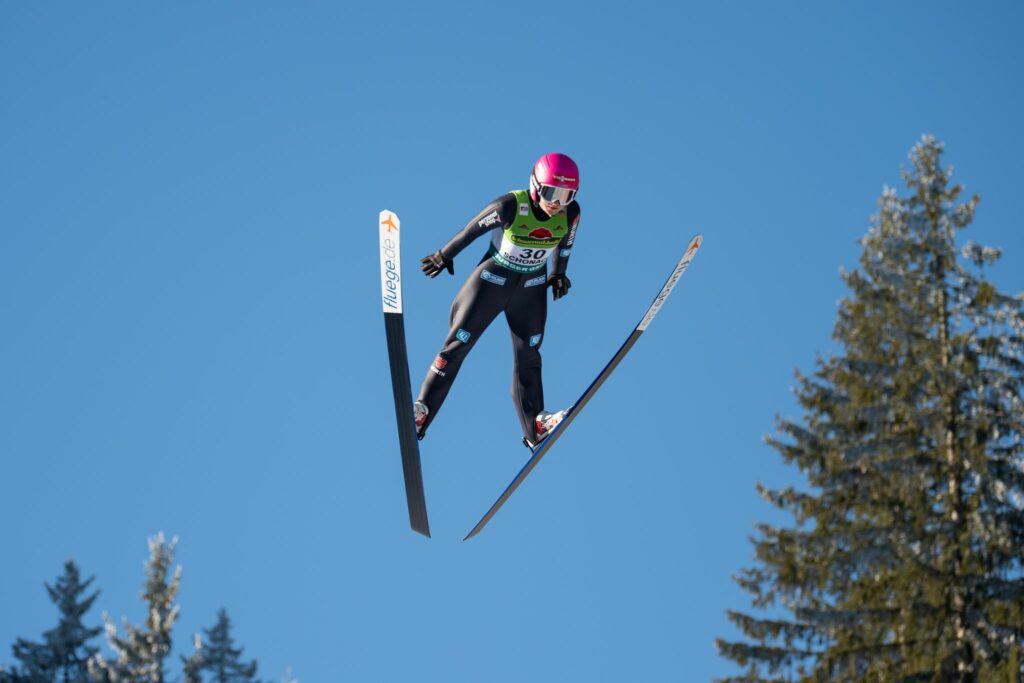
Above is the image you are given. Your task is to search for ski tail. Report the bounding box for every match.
[380,210,430,537]
[463,234,702,540]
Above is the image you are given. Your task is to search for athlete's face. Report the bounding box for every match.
[539,199,567,217]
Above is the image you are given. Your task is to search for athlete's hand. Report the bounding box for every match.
[548,273,571,300]
[420,250,454,278]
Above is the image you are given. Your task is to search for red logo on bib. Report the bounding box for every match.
[528,228,553,239]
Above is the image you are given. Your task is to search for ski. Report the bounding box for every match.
[463,234,703,540]
[379,209,430,537]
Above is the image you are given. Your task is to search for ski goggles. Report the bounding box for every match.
[537,184,576,205]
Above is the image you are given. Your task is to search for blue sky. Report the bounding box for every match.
[2,2,1023,681]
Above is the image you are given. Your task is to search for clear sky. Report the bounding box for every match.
[2,2,1023,681]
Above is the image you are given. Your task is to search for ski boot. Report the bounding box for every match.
[413,401,429,438]
[523,408,568,450]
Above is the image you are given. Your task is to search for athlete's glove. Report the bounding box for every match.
[548,273,571,300]
[420,250,454,278]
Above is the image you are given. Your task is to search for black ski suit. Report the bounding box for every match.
[417,191,580,442]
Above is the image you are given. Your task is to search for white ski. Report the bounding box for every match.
[464,234,703,539]
[379,210,430,537]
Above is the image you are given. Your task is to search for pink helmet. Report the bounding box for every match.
[529,152,579,205]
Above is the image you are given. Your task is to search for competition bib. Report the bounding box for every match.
[487,190,568,273]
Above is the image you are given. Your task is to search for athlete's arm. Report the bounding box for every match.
[439,193,518,261]
[546,202,578,301]
[548,202,580,278]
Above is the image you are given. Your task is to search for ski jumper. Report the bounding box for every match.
[417,190,581,441]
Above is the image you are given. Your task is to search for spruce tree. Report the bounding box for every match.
[182,635,203,683]
[184,609,261,683]
[4,640,50,683]
[716,136,1024,681]
[89,534,182,683]
[2,560,102,683]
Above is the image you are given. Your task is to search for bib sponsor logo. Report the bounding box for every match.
[519,203,530,216]
[478,210,501,228]
[529,334,542,347]
[525,274,547,287]
[481,270,507,285]
[515,225,561,246]
[490,228,557,273]
[456,329,472,343]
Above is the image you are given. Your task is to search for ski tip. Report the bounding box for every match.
[379,210,400,233]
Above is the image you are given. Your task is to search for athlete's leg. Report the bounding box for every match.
[416,260,514,436]
[504,272,549,441]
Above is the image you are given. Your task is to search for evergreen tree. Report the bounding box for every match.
[2,560,102,683]
[89,534,182,683]
[717,137,1024,681]
[4,640,50,683]
[184,610,261,683]
[181,634,203,683]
